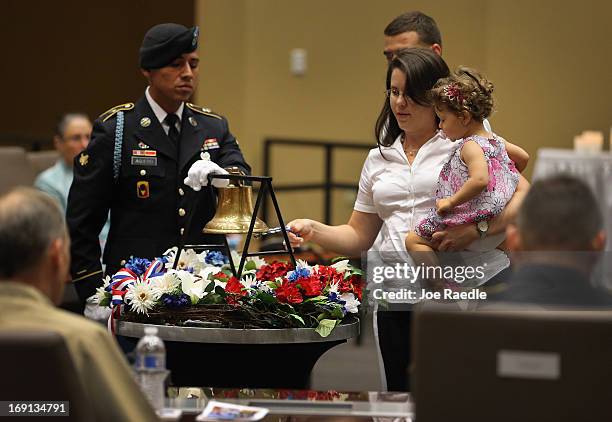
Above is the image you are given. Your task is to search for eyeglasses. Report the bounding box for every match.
[385,88,414,103]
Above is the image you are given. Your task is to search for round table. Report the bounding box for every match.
[117,319,360,389]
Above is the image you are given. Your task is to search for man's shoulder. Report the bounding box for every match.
[96,102,136,124]
[185,102,225,122]
[45,306,109,338]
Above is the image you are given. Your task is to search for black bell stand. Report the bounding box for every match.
[173,174,297,277]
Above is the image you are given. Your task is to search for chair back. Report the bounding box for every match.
[0,330,94,421]
[0,147,36,194]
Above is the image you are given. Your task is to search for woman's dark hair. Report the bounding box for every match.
[374,48,450,148]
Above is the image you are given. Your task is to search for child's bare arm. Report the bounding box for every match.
[504,140,529,172]
[442,141,489,210]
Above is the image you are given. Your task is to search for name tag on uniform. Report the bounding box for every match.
[131,156,158,166]
[132,150,157,156]
[202,138,219,150]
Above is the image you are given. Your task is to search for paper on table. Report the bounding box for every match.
[196,400,269,421]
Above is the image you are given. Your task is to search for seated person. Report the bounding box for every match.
[495,175,612,306]
[35,113,92,211]
[0,187,157,421]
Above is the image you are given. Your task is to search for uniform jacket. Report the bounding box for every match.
[0,282,158,421]
[67,96,250,301]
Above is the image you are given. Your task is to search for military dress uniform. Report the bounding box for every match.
[67,96,250,302]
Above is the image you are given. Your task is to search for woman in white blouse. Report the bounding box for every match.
[288,49,528,391]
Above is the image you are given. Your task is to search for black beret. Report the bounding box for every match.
[139,23,199,69]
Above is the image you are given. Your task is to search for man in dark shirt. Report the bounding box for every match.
[495,175,612,307]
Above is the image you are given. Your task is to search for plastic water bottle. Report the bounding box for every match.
[135,326,168,410]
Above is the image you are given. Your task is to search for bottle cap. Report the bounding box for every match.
[144,326,158,336]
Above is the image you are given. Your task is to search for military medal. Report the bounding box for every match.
[137,181,150,198]
[202,138,219,150]
[138,141,150,149]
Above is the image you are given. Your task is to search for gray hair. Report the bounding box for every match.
[0,188,67,278]
[55,113,90,138]
[518,175,602,249]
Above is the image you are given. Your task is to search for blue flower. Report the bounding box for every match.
[205,251,228,266]
[125,257,152,276]
[161,293,190,309]
[327,292,345,304]
[287,267,310,282]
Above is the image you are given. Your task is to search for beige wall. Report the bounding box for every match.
[195,0,612,225]
[0,0,195,147]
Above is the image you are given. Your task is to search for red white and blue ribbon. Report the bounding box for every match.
[143,258,166,280]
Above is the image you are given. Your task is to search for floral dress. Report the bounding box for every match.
[415,133,520,239]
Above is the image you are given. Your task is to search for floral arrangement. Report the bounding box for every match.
[95,248,363,337]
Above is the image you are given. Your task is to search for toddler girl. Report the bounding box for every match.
[405,67,528,262]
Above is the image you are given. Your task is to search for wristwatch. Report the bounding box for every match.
[476,220,489,239]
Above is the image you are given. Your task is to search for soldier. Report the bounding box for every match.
[67,23,250,307]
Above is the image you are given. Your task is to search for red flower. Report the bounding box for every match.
[275,280,303,304]
[297,276,324,297]
[339,274,363,300]
[225,277,246,296]
[256,262,292,281]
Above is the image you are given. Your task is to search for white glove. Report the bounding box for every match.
[184,160,230,191]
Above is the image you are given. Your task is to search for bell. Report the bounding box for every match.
[202,176,269,234]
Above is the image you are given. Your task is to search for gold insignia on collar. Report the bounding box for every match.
[140,117,151,127]
[79,153,89,167]
[186,103,222,120]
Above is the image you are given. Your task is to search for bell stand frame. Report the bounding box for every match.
[172,174,297,279]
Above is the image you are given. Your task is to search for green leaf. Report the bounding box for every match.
[304,296,327,303]
[331,256,348,264]
[256,292,276,304]
[245,260,257,271]
[315,319,340,337]
[204,281,215,293]
[289,314,305,325]
[99,297,111,307]
[351,268,364,276]
[214,286,226,295]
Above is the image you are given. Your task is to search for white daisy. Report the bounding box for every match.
[149,272,181,296]
[92,275,111,305]
[125,281,158,315]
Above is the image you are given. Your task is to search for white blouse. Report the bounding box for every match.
[354,132,509,295]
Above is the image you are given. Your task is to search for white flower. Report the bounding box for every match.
[229,251,266,273]
[176,249,200,271]
[340,292,360,314]
[331,259,350,274]
[125,280,158,315]
[149,272,181,296]
[328,279,340,295]
[249,256,267,269]
[92,275,111,305]
[179,271,205,304]
[296,259,312,271]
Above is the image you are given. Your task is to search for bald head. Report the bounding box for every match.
[0,188,69,302]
